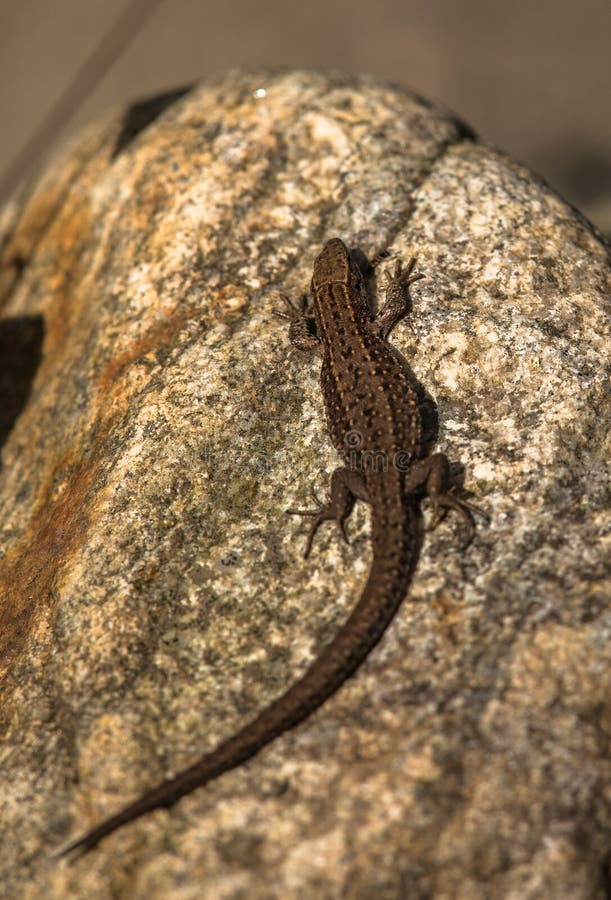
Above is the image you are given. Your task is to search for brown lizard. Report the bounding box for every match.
[57,237,483,858]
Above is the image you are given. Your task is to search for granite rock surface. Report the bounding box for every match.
[0,69,609,899]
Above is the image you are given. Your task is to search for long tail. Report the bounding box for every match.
[57,510,419,859]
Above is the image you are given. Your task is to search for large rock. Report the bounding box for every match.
[0,69,609,899]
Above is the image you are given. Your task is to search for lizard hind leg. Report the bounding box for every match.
[404,452,487,548]
[287,467,366,558]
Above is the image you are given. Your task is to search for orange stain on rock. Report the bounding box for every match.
[0,421,114,690]
[97,305,197,398]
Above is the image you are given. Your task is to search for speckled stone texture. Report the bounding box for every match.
[0,69,609,900]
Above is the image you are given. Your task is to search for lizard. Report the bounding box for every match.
[57,236,483,858]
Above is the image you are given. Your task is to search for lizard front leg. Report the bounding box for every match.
[373,257,425,339]
[275,293,322,355]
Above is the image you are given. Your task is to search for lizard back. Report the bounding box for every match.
[312,238,423,487]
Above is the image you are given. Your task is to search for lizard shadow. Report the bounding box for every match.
[0,314,45,465]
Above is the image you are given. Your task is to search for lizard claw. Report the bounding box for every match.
[427,485,488,550]
[273,292,310,321]
[386,257,425,289]
[287,490,350,559]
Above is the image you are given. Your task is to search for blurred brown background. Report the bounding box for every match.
[1,0,610,234]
